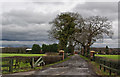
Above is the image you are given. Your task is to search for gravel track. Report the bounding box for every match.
[34,54,98,77]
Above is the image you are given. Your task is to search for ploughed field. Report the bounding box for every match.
[0,53,46,57]
[95,55,119,60]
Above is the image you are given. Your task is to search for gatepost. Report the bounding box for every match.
[59,50,64,60]
[90,51,95,61]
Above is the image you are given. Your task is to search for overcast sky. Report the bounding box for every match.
[0,0,119,48]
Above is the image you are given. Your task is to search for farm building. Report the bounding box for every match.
[90,47,120,55]
[26,48,32,53]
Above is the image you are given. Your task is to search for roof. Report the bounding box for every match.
[26,49,32,50]
[0,47,5,48]
[90,51,95,52]
[59,50,64,52]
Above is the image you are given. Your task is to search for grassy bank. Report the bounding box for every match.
[1,53,46,57]
[80,55,116,76]
[95,55,119,60]
[46,56,70,67]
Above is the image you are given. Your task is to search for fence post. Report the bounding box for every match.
[32,58,34,68]
[108,62,111,75]
[103,60,106,72]
[100,60,101,70]
[9,59,13,72]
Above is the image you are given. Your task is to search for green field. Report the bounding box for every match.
[95,55,119,60]
[0,53,46,57]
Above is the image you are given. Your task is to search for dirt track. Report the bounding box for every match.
[34,54,98,77]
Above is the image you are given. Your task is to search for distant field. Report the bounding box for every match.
[0,53,46,57]
[95,55,119,60]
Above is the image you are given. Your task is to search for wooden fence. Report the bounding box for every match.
[1,58,13,73]
[1,56,63,73]
[1,56,44,73]
[94,56,120,75]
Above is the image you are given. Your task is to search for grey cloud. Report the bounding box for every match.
[2,9,56,25]
[2,23,51,41]
[73,2,118,21]
[92,43,118,48]
[73,2,118,41]
[33,2,64,5]
[2,8,57,42]
[1,2,118,48]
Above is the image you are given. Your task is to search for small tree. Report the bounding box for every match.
[42,44,47,53]
[99,50,102,54]
[105,46,109,54]
[32,44,41,54]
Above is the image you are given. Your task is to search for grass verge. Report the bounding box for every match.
[95,55,119,60]
[1,53,46,57]
[79,55,117,76]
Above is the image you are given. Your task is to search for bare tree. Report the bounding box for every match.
[74,16,113,56]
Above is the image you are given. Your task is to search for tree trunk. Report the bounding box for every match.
[68,40,74,55]
[86,46,90,57]
[59,40,67,51]
[83,46,86,56]
[71,45,74,55]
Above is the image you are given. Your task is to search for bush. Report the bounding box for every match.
[42,56,62,64]
[45,52,59,56]
[32,44,41,54]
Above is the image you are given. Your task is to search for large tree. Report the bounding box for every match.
[32,44,41,54]
[74,16,113,56]
[42,43,58,53]
[49,12,82,52]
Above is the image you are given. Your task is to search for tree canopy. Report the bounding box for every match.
[74,16,113,56]
[42,43,58,53]
[32,44,41,54]
[49,12,83,52]
[49,12,113,56]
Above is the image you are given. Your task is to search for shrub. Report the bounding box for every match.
[32,44,41,54]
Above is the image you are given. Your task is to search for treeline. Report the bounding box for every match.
[2,47,27,53]
[2,43,74,54]
[28,43,59,54]
[42,43,58,53]
[49,12,113,56]
[1,43,59,54]
[42,43,73,53]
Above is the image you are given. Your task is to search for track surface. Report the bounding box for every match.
[34,54,97,77]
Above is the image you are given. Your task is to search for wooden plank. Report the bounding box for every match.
[35,57,42,65]
[2,70,9,72]
[9,59,13,72]
[38,60,43,64]
[32,58,34,68]
[100,64,119,73]
[2,59,10,61]
[34,57,45,67]
[2,65,10,67]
